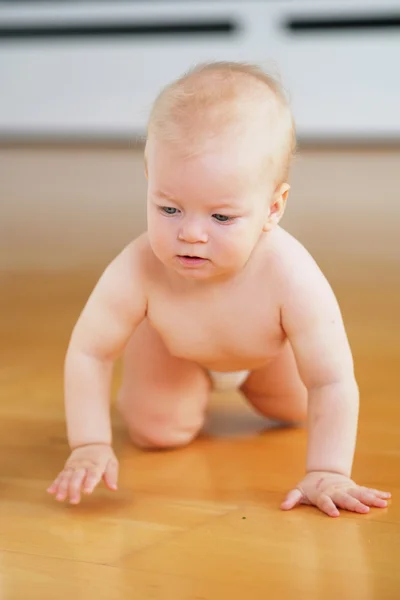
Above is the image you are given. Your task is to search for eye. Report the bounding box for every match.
[212,214,232,223]
[161,206,179,215]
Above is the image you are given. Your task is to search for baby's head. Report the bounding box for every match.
[145,61,296,281]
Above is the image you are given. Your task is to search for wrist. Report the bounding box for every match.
[306,467,351,478]
[66,419,112,451]
[69,437,112,451]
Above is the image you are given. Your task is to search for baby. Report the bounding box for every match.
[48,61,390,516]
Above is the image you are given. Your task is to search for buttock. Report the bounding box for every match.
[208,370,250,392]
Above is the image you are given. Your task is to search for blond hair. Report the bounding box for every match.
[146,61,296,183]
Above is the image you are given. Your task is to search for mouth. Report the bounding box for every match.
[177,255,208,266]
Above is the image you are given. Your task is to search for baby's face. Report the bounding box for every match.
[146,137,278,281]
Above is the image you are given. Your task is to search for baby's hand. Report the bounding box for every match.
[281,471,391,517]
[47,443,118,504]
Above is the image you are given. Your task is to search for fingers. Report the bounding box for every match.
[313,486,390,518]
[48,447,119,504]
[48,467,86,503]
[83,467,104,495]
[47,466,102,504]
[331,491,369,514]
[279,477,391,518]
[53,468,75,502]
[47,475,62,495]
[103,458,119,491]
[280,488,304,511]
[348,487,390,509]
[364,488,391,500]
[69,468,88,504]
[331,487,391,514]
[316,494,340,518]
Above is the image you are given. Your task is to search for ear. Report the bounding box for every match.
[262,183,290,232]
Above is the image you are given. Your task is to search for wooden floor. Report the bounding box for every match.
[0,267,399,600]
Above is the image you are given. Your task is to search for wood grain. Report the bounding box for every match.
[1,268,399,600]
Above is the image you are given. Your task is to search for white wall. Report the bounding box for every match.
[1,0,400,140]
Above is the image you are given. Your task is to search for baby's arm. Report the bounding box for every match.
[48,241,147,503]
[279,253,390,516]
[281,260,358,477]
[64,243,147,448]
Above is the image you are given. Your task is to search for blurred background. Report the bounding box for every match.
[1,0,399,275]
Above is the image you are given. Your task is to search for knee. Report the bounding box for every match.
[117,391,205,450]
[288,411,307,427]
[128,423,200,450]
[282,400,307,425]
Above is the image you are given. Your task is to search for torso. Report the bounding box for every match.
[141,227,295,372]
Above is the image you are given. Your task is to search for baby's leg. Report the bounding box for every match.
[241,341,307,424]
[117,319,211,449]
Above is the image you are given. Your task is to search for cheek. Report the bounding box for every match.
[214,225,250,257]
[147,212,176,254]
[221,222,261,261]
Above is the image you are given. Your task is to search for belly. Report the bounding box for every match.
[146,292,285,372]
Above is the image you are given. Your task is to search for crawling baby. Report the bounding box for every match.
[48,61,391,516]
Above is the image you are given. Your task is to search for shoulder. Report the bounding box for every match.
[91,233,154,303]
[268,227,333,294]
[112,233,155,279]
[262,227,343,326]
[268,228,344,332]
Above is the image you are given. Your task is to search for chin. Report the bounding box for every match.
[175,267,214,281]
[180,265,241,283]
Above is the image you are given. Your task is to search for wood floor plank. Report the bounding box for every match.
[1,266,399,599]
[1,551,271,600]
[119,503,400,597]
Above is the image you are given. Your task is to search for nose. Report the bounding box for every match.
[178,217,208,243]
